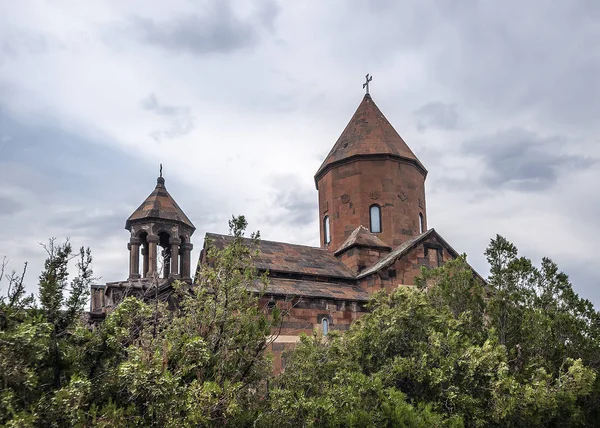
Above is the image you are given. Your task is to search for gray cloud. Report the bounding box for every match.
[0,108,156,287]
[320,1,600,131]
[142,93,188,116]
[0,195,23,216]
[141,94,195,140]
[49,209,127,241]
[0,30,64,63]
[421,2,600,130]
[463,128,596,191]
[125,0,279,56]
[0,109,146,197]
[264,175,317,227]
[561,261,599,309]
[414,102,460,132]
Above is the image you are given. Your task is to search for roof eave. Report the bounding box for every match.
[314,153,428,189]
[125,216,196,233]
[334,243,392,257]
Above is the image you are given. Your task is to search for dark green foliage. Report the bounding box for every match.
[1,239,93,426]
[1,230,598,427]
[270,239,600,427]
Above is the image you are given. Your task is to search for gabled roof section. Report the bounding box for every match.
[315,94,426,182]
[126,177,195,231]
[357,229,435,279]
[334,225,391,256]
[356,228,486,283]
[204,233,356,281]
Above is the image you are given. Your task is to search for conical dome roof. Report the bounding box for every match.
[125,176,195,231]
[315,94,426,182]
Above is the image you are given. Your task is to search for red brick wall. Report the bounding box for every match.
[318,158,427,251]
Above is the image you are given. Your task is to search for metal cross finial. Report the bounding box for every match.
[159,164,163,178]
[363,74,373,95]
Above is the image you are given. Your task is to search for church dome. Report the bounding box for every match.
[315,94,426,184]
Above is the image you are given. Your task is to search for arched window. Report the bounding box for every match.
[369,204,381,233]
[323,216,331,244]
[419,212,425,234]
[322,318,329,336]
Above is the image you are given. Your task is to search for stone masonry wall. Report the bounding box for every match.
[337,246,391,275]
[261,295,367,373]
[357,237,455,295]
[318,158,427,251]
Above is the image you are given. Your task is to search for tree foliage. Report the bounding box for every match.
[268,237,600,427]
[0,239,93,425]
[1,230,599,427]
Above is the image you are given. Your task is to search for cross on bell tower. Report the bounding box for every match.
[363,73,373,95]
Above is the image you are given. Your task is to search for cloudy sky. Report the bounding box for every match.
[1,0,599,307]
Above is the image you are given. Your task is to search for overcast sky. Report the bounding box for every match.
[1,0,599,307]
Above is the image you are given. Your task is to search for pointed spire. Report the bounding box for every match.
[315,93,426,182]
[125,172,195,231]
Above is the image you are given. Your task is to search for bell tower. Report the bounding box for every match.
[125,169,195,281]
[315,88,428,251]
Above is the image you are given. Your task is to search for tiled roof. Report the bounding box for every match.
[126,177,195,230]
[252,277,369,301]
[205,233,356,280]
[315,94,426,180]
[334,225,391,255]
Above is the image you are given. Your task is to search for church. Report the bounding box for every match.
[90,83,481,371]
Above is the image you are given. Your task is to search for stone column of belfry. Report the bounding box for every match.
[141,244,148,278]
[180,242,193,280]
[147,234,159,277]
[128,237,141,279]
[169,237,181,277]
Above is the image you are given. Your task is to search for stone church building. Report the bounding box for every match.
[90,90,480,371]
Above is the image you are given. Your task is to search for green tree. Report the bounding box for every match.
[270,240,598,427]
[262,330,452,427]
[2,230,598,427]
[485,235,600,425]
[0,239,93,426]
[69,215,280,426]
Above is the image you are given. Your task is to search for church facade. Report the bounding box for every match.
[90,91,479,372]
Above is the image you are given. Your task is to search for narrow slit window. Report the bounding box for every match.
[419,212,425,234]
[323,216,331,244]
[322,318,329,336]
[370,205,381,233]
